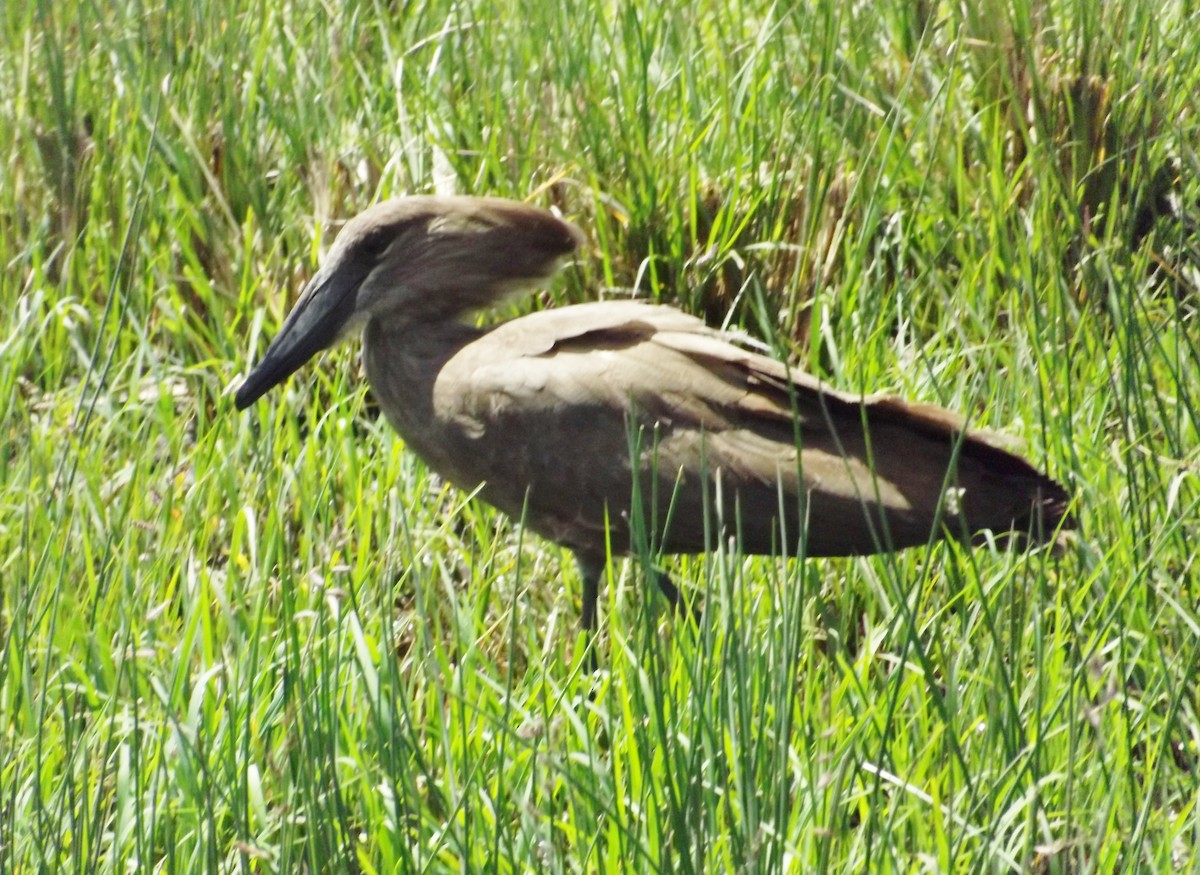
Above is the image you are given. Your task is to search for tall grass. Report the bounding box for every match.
[2,0,1197,871]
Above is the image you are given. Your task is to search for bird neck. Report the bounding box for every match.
[361,312,483,437]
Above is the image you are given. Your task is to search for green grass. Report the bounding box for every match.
[3,0,1198,871]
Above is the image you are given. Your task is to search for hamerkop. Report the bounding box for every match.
[235,196,1072,631]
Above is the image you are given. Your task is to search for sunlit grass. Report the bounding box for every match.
[2,0,1198,871]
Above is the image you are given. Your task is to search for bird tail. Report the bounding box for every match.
[868,396,1076,551]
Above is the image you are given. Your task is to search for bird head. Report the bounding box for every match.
[234,195,583,409]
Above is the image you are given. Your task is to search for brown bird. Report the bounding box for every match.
[235,196,1072,631]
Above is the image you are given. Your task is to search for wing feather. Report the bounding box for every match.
[428,300,1068,557]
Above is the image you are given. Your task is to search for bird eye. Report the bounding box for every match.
[358,229,394,260]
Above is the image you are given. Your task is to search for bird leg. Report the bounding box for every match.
[653,569,703,625]
[577,555,701,630]
[574,555,605,676]
[577,555,602,634]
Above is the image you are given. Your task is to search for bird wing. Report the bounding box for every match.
[434,300,1069,557]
